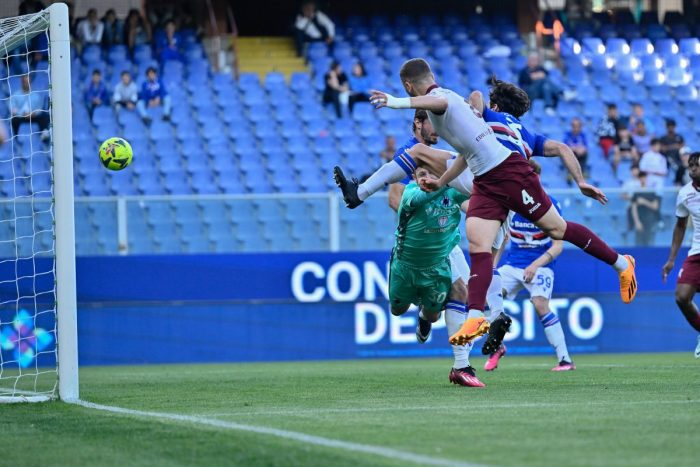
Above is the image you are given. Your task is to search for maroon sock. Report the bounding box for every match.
[562,221,618,265]
[467,252,493,311]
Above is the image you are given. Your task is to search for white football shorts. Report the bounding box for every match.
[448,245,470,283]
[498,264,555,300]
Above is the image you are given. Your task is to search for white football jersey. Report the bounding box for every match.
[426,87,511,176]
[675,182,700,256]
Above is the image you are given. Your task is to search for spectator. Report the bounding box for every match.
[294,0,335,57]
[348,62,370,114]
[596,103,619,158]
[612,126,639,174]
[157,20,183,63]
[112,70,138,113]
[379,136,396,162]
[77,8,104,47]
[629,171,661,246]
[19,0,44,15]
[322,61,349,119]
[10,75,49,139]
[621,166,642,201]
[124,8,152,52]
[639,138,668,189]
[137,67,171,123]
[631,120,652,154]
[101,9,124,49]
[628,103,655,136]
[679,146,693,185]
[564,118,588,175]
[660,119,685,186]
[85,69,109,119]
[518,54,559,113]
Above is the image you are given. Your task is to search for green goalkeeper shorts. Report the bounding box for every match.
[389,258,452,314]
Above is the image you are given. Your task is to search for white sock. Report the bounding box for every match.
[613,254,629,273]
[541,312,570,362]
[357,160,410,200]
[485,270,504,323]
[445,301,471,368]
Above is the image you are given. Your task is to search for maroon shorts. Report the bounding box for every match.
[467,153,553,223]
[678,254,700,288]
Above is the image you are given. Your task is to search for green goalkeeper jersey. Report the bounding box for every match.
[393,183,468,267]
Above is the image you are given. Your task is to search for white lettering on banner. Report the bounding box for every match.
[291,261,325,302]
[522,300,536,341]
[363,261,389,301]
[327,261,362,301]
[353,298,605,345]
[390,312,417,344]
[354,303,387,344]
[568,298,603,339]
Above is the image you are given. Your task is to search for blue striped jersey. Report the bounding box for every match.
[505,196,562,269]
[483,108,547,159]
[397,136,419,186]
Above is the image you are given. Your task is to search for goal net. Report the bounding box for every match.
[0,4,77,403]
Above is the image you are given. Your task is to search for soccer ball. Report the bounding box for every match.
[99,137,133,171]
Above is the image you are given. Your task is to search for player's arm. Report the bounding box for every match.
[369,90,448,113]
[543,139,608,205]
[468,90,485,113]
[388,183,405,212]
[522,239,563,283]
[421,155,467,192]
[406,186,449,208]
[662,216,689,282]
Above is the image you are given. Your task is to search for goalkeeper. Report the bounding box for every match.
[390,166,489,346]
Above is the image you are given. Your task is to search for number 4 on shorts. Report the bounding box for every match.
[521,189,535,205]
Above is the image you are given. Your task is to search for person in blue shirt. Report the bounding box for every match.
[157,20,183,63]
[137,66,171,123]
[564,118,589,177]
[10,74,49,138]
[494,165,574,372]
[387,109,438,212]
[85,69,109,119]
[348,62,370,114]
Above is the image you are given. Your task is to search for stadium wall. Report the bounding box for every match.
[2,248,695,366]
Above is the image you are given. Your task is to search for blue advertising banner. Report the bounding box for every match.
[4,248,695,366]
[67,248,699,365]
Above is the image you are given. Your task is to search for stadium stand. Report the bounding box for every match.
[0,10,693,254]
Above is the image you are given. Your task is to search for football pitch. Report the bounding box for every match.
[1,353,698,466]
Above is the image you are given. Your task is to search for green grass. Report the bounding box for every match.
[1,353,699,466]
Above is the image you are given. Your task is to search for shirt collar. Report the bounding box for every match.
[425,84,439,94]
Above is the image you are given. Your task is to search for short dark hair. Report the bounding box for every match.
[607,103,617,109]
[651,138,661,145]
[689,152,700,166]
[666,118,676,126]
[120,70,131,77]
[146,66,157,75]
[412,109,428,132]
[92,69,101,76]
[488,77,530,118]
[399,58,432,84]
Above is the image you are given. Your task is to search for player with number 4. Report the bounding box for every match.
[365,58,638,343]
[487,165,575,372]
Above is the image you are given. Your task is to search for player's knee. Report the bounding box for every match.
[449,280,467,303]
[391,305,409,316]
[531,296,549,314]
[674,289,693,307]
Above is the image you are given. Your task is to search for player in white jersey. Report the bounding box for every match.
[366,58,637,345]
[662,152,700,358]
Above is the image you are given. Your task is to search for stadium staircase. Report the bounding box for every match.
[235,36,307,80]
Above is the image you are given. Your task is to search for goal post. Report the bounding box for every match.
[0,3,78,403]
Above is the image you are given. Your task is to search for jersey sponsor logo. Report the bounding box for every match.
[438,216,448,227]
[527,202,542,214]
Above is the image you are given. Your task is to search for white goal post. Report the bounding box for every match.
[0,3,78,403]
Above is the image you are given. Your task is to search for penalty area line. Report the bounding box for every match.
[73,399,482,467]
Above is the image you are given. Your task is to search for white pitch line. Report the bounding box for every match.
[74,400,482,467]
[204,399,700,418]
